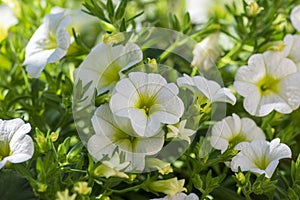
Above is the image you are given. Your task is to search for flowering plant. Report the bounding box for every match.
[1,0,300,199]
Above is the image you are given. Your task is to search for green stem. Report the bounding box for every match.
[108,183,143,194]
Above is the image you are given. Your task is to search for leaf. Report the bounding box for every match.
[0,170,36,200]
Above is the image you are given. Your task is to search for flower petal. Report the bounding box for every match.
[291,5,300,32]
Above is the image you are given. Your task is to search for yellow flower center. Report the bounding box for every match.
[228,134,247,148]
[0,140,11,161]
[257,75,280,94]
[135,95,156,116]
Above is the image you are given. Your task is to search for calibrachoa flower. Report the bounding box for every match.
[110,72,184,137]
[191,33,221,72]
[234,52,300,116]
[87,104,164,171]
[167,120,196,144]
[291,4,300,32]
[177,74,236,105]
[23,11,72,78]
[75,43,142,94]
[210,113,265,153]
[93,152,130,179]
[0,4,18,42]
[231,138,292,178]
[0,118,34,169]
[151,193,199,200]
[148,177,187,196]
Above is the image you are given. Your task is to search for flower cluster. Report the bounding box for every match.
[211,113,291,178]
[78,42,236,174]
[234,6,300,117]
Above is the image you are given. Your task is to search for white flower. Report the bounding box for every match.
[282,34,300,71]
[148,178,187,197]
[23,11,72,78]
[167,120,196,144]
[231,138,292,178]
[74,43,142,95]
[0,118,34,169]
[234,52,300,116]
[0,4,18,42]
[110,72,184,137]
[93,152,130,179]
[87,104,164,172]
[291,5,300,32]
[191,33,221,72]
[177,74,236,105]
[210,113,265,153]
[151,193,199,200]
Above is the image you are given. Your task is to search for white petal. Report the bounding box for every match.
[240,118,265,141]
[231,152,256,172]
[283,34,300,63]
[243,88,262,116]
[0,118,26,141]
[78,43,142,92]
[291,5,300,32]
[210,136,229,153]
[258,92,293,115]
[263,52,297,78]
[212,88,236,105]
[0,5,18,29]
[264,160,279,178]
[269,138,292,160]
[233,81,258,97]
[278,73,300,110]
[235,54,266,83]
[6,135,34,163]
[87,134,116,161]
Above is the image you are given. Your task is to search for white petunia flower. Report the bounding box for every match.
[93,152,130,179]
[167,120,196,144]
[210,113,265,153]
[177,74,236,105]
[0,4,18,42]
[231,138,292,178]
[282,34,300,71]
[23,11,72,78]
[151,193,199,200]
[234,52,300,116]
[191,33,221,72]
[110,72,184,137]
[87,104,164,172]
[0,118,34,169]
[74,43,142,95]
[291,5,300,32]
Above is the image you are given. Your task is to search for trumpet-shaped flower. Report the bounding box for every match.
[23,11,72,78]
[291,5,300,32]
[87,104,164,172]
[93,152,130,179]
[210,113,265,153]
[0,4,18,42]
[231,138,291,178]
[191,33,221,72]
[110,72,184,137]
[0,118,34,169]
[74,43,143,95]
[151,193,199,200]
[148,178,187,196]
[234,52,300,116]
[167,120,196,144]
[177,74,236,105]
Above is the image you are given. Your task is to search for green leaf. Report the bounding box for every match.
[115,0,127,20]
[0,170,36,200]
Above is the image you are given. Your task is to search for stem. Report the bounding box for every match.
[108,184,142,194]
